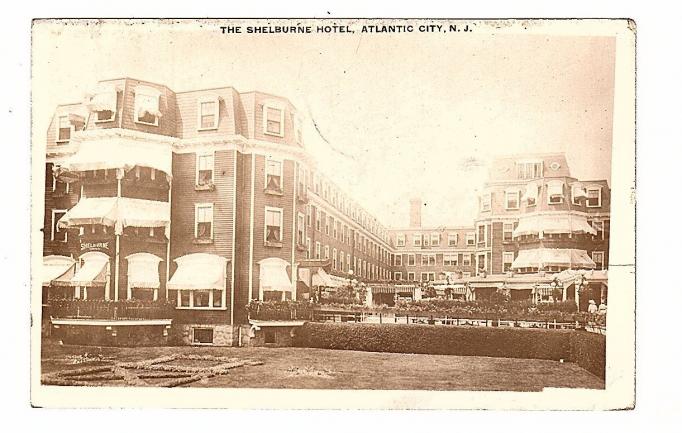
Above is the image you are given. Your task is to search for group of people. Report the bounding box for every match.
[587,299,607,315]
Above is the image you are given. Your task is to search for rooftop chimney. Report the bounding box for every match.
[409,198,422,228]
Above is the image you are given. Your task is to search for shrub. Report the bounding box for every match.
[294,322,572,361]
[569,331,606,379]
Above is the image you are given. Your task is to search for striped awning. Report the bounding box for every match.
[42,255,76,286]
[370,284,418,294]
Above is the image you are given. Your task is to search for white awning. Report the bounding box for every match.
[572,183,588,200]
[547,180,564,197]
[259,258,293,292]
[42,255,76,286]
[521,182,539,202]
[511,248,596,270]
[513,213,598,237]
[69,252,109,287]
[86,82,119,112]
[135,85,163,118]
[311,268,346,288]
[167,253,227,291]
[58,197,170,236]
[552,269,609,286]
[126,253,163,289]
[54,138,172,177]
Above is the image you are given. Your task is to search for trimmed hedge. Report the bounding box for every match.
[569,331,606,379]
[294,322,605,379]
[294,322,571,361]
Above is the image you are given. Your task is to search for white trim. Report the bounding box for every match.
[194,203,214,239]
[407,253,416,267]
[195,151,215,186]
[264,156,284,192]
[502,251,515,272]
[504,190,520,210]
[230,150,237,325]
[264,206,284,244]
[586,186,603,208]
[591,251,605,270]
[197,96,220,131]
[133,86,161,126]
[262,103,285,137]
[55,114,75,143]
[51,209,68,242]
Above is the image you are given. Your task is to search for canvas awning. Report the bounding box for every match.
[54,137,172,177]
[369,284,418,295]
[135,85,163,118]
[42,255,76,286]
[86,82,119,112]
[126,253,162,289]
[521,182,539,202]
[513,213,597,237]
[55,252,109,288]
[511,248,596,270]
[551,269,609,286]
[167,253,227,291]
[312,268,337,288]
[258,258,293,293]
[547,180,565,197]
[57,197,170,236]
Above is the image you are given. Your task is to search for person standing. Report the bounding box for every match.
[587,300,598,314]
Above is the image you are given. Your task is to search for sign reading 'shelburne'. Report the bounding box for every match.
[80,241,109,252]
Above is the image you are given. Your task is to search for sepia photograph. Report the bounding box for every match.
[30,18,635,409]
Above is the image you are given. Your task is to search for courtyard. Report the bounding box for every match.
[41,340,604,391]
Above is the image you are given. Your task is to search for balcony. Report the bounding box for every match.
[47,299,175,321]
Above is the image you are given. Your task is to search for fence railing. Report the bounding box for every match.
[48,300,175,321]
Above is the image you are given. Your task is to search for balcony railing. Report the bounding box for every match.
[48,299,175,321]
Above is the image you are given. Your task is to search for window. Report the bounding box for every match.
[505,190,520,210]
[192,328,214,345]
[265,158,283,192]
[297,213,305,245]
[194,204,213,239]
[592,220,604,240]
[407,272,415,281]
[463,254,471,266]
[407,254,416,266]
[196,153,214,186]
[315,242,321,259]
[198,97,219,130]
[413,234,422,247]
[477,225,486,245]
[134,86,161,125]
[324,245,330,259]
[586,187,602,208]
[503,223,514,241]
[524,182,538,206]
[306,205,312,227]
[89,85,117,122]
[503,252,515,272]
[325,216,330,235]
[315,210,321,232]
[516,161,543,179]
[421,272,435,282]
[394,255,402,266]
[477,254,487,272]
[394,272,402,281]
[56,115,72,142]
[443,254,458,266]
[306,238,311,259]
[448,233,458,247]
[430,233,440,246]
[592,251,605,270]
[263,104,284,136]
[347,253,351,270]
[51,210,67,242]
[466,233,475,246]
[396,234,405,247]
[481,193,491,212]
[547,180,564,204]
[421,254,436,266]
[332,249,338,270]
[571,184,586,205]
[52,175,69,195]
[265,207,283,244]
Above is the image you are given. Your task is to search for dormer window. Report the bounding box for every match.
[481,193,491,212]
[263,104,284,137]
[88,83,118,122]
[57,115,71,143]
[396,234,405,247]
[197,97,219,130]
[134,86,162,126]
[547,180,565,204]
[505,190,520,210]
[572,183,587,205]
[516,161,543,180]
[586,186,602,208]
[522,182,539,206]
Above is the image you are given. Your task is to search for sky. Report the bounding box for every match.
[32,20,616,228]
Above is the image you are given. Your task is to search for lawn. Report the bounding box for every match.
[41,340,604,391]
